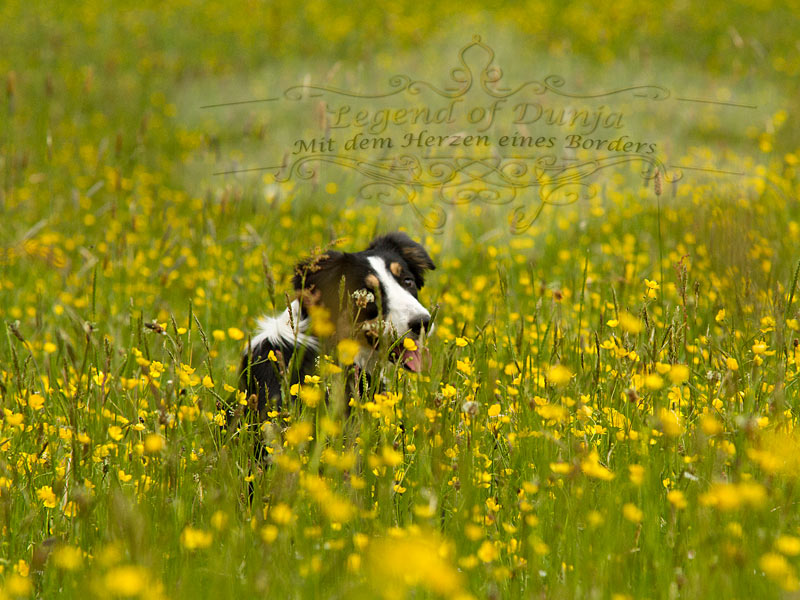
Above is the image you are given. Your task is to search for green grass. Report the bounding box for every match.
[2,1,800,598]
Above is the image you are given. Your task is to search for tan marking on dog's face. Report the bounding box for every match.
[390,262,403,277]
[365,274,379,289]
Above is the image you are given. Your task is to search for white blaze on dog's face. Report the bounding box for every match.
[359,235,435,373]
[366,255,431,336]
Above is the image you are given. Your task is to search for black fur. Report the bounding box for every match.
[366,232,435,289]
[237,336,318,417]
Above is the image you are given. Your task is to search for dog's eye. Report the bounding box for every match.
[403,277,415,289]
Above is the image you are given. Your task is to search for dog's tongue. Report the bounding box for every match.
[403,347,431,373]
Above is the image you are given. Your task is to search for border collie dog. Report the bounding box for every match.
[237,232,435,417]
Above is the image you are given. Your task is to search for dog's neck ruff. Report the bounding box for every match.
[250,299,318,351]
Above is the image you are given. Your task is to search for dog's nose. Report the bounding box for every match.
[409,315,430,335]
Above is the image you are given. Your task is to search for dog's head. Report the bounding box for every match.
[292,232,435,372]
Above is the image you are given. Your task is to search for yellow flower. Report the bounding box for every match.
[456,358,473,375]
[285,422,313,447]
[368,532,465,597]
[270,503,294,525]
[581,452,615,481]
[487,403,501,417]
[261,524,279,543]
[403,337,418,352]
[464,524,483,541]
[298,385,322,408]
[180,526,213,550]
[622,503,643,523]
[62,501,79,517]
[546,364,572,386]
[455,337,468,347]
[477,540,499,562]
[36,485,57,508]
[144,434,164,454]
[381,446,403,467]
[776,535,800,556]
[28,394,45,410]
[715,309,726,323]
[118,469,133,482]
[618,311,643,334]
[667,490,687,509]
[108,425,124,442]
[211,511,229,531]
[104,565,148,596]
[587,510,604,527]
[628,465,645,486]
[347,553,361,572]
[212,329,226,341]
[324,497,354,522]
[726,357,739,371]
[52,545,83,570]
[308,305,335,337]
[658,409,683,437]
[644,374,664,390]
[699,482,766,511]
[700,414,723,436]
[43,341,57,354]
[4,574,32,597]
[4,410,24,427]
[550,462,572,475]
[227,327,244,341]
[532,538,550,555]
[202,375,214,389]
[668,365,690,385]
[441,384,457,399]
[337,339,361,365]
[759,552,799,590]
[354,533,369,550]
[15,559,29,577]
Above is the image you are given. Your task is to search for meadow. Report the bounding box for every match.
[2,1,800,598]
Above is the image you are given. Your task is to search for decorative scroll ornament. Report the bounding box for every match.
[216,36,683,232]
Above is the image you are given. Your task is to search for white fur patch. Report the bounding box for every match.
[367,256,430,335]
[249,299,318,351]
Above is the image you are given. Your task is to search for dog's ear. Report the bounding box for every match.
[292,251,347,295]
[368,232,435,288]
